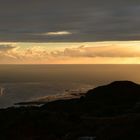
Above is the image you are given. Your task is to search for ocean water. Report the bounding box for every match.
[0,64,140,108]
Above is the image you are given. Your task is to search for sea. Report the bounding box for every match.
[0,64,140,108]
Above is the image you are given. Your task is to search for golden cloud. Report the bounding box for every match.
[0,43,140,64]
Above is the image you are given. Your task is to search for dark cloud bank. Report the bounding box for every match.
[0,0,140,42]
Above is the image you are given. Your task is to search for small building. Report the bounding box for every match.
[78,136,96,140]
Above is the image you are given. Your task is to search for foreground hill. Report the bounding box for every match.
[1,81,140,140]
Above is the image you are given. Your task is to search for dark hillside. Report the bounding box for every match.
[1,81,140,140]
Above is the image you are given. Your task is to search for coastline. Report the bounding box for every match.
[0,81,140,140]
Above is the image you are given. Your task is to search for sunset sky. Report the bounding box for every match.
[0,0,140,64]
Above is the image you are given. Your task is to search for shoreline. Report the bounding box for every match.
[14,91,86,107]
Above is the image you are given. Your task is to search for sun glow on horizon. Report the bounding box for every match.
[0,41,140,64]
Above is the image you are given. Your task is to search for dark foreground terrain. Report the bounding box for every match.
[1,81,140,140]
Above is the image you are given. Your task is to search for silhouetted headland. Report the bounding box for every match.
[1,81,140,140]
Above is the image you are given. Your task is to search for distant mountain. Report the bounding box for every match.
[42,81,140,116]
[86,81,140,104]
[87,81,140,97]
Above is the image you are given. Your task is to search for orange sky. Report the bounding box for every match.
[0,41,140,64]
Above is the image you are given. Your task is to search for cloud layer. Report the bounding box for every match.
[0,42,140,64]
[52,46,140,57]
[0,0,139,42]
